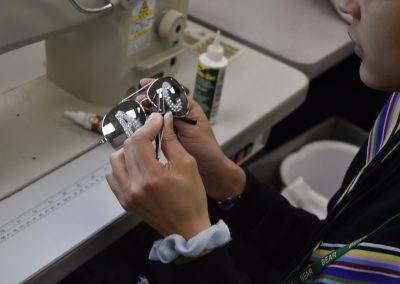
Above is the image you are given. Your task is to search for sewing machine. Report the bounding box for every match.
[0,0,189,200]
[0,1,310,282]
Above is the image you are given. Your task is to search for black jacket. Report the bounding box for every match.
[176,131,400,283]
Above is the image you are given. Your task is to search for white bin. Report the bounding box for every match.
[280,140,359,199]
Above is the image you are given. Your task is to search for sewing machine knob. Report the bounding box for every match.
[158,10,186,46]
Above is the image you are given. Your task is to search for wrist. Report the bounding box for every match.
[203,156,246,201]
[149,220,231,264]
[215,193,243,211]
[177,219,212,240]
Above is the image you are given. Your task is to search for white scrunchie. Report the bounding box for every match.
[148,219,231,263]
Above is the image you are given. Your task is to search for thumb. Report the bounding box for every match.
[136,112,163,141]
[161,112,190,163]
[124,112,163,171]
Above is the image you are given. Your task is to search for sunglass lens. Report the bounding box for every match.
[102,100,146,149]
[147,77,188,117]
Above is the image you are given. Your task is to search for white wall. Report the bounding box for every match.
[0,41,46,94]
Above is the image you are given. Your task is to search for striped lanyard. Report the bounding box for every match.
[285,92,400,283]
[285,212,400,284]
[334,92,400,207]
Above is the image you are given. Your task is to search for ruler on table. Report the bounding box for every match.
[0,163,111,244]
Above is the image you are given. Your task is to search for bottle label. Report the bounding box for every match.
[193,62,226,123]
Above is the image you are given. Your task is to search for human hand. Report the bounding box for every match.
[106,111,211,240]
[174,97,246,201]
[138,78,246,201]
[329,0,353,24]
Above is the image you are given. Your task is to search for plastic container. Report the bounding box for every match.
[280,140,359,199]
[192,30,228,124]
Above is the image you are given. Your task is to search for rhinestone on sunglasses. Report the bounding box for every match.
[101,77,196,150]
[147,77,188,118]
[101,100,146,149]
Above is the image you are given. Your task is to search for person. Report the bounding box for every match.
[106,0,400,283]
[329,0,354,24]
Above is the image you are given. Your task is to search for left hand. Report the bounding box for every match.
[106,112,211,240]
[137,79,246,201]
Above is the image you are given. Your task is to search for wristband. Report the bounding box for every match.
[216,193,242,210]
[148,219,231,263]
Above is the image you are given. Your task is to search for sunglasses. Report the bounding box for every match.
[100,77,197,157]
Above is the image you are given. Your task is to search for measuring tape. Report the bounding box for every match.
[0,163,111,244]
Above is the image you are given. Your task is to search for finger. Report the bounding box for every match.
[136,95,152,111]
[187,97,208,120]
[161,111,192,165]
[175,98,207,128]
[137,78,156,112]
[124,112,164,173]
[175,98,217,141]
[105,171,119,190]
[136,94,147,103]
[105,172,126,208]
[139,78,155,87]
[109,149,129,187]
[123,148,142,183]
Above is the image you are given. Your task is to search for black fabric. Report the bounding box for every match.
[62,54,397,284]
[221,170,321,271]
[175,247,251,283]
[63,132,400,284]
[175,130,400,283]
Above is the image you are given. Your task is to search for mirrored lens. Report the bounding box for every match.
[102,100,146,149]
[147,77,188,118]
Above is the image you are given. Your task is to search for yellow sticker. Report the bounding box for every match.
[127,0,156,56]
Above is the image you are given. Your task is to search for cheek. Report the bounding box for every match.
[359,58,400,92]
[358,28,400,91]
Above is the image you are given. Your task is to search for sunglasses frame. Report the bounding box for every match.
[100,77,196,151]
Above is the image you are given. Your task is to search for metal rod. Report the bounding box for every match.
[68,0,113,14]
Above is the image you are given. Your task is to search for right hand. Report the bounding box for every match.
[174,97,246,201]
[138,78,246,200]
[106,112,211,240]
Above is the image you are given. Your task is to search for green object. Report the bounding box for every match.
[192,30,228,124]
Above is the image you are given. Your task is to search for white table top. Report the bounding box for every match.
[188,0,354,79]
[0,21,308,283]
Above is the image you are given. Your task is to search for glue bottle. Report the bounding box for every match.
[64,111,103,134]
[193,30,228,124]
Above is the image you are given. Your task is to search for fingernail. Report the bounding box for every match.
[136,94,146,102]
[165,111,173,119]
[139,79,147,87]
[139,78,153,87]
[148,112,156,120]
[147,112,160,121]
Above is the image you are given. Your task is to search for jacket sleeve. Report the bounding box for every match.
[175,247,252,284]
[217,169,321,272]
[175,170,321,283]
[175,139,368,282]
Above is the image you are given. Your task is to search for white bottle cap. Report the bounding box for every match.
[64,111,91,129]
[207,30,224,61]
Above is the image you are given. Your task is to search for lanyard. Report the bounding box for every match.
[334,92,400,207]
[285,211,400,284]
[284,93,400,283]
[284,138,400,284]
